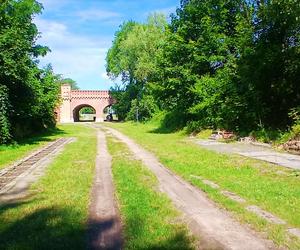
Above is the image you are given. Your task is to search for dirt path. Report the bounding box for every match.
[103,126,276,250]
[193,139,300,170]
[87,130,122,250]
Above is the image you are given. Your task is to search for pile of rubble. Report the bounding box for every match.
[209,130,235,140]
[282,139,300,155]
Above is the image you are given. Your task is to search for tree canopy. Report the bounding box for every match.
[106,0,300,134]
[0,0,60,143]
[106,14,167,121]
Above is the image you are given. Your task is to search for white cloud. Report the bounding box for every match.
[38,0,69,9]
[35,17,115,90]
[77,9,121,21]
[101,72,110,80]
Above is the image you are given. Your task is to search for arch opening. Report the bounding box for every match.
[73,104,96,122]
[103,105,116,121]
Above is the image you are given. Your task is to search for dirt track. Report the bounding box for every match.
[87,130,122,250]
[102,126,276,250]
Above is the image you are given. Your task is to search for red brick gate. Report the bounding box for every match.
[57,84,114,123]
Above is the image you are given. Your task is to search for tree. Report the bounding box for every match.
[0,0,59,142]
[107,0,300,133]
[238,0,300,129]
[152,0,251,130]
[106,14,167,121]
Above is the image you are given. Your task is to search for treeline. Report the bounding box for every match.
[0,0,60,144]
[107,0,300,135]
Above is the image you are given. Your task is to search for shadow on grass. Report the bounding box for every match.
[0,203,86,250]
[0,201,194,250]
[142,233,195,250]
[149,111,188,135]
[0,128,67,150]
[124,215,194,250]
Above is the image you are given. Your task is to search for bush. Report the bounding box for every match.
[185,121,204,135]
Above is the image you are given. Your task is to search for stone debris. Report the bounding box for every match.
[240,137,255,143]
[190,175,203,180]
[246,205,286,225]
[202,179,220,189]
[282,140,300,155]
[221,190,246,203]
[209,130,235,140]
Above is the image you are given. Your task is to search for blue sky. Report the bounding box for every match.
[35,0,179,90]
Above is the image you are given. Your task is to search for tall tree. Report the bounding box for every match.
[152,0,252,130]
[0,0,59,142]
[106,14,167,121]
[238,0,300,128]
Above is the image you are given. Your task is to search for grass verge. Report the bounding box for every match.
[0,124,96,250]
[0,127,67,170]
[107,135,195,250]
[105,122,300,249]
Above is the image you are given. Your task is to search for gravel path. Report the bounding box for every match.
[193,139,300,170]
[104,126,276,250]
[87,130,122,250]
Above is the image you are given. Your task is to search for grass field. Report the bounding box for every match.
[0,124,96,250]
[105,122,300,249]
[107,135,195,249]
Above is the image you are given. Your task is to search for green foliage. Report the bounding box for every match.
[110,83,139,121]
[108,0,300,136]
[79,107,95,114]
[107,14,167,121]
[0,85,11,144]
[239,0,300,129]
[0,0,59,142]
[126,95,158,122]
[152,0,254,131]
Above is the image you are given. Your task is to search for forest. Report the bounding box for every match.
[106,0,300,141]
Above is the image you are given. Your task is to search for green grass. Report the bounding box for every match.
[195,129,213,139]
[104,122,300,249]
[107,135,195,250]
[0,128,66,170]
[0,124,96,250]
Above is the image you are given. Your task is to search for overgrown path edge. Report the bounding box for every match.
[100,125,276,250]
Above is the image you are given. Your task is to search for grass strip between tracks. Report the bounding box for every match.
[107,135,195,250]
[105,122,300,249]
[0,124,96,250]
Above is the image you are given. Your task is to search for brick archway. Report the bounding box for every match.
[73,104,96,122]
[58,84,114,123]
